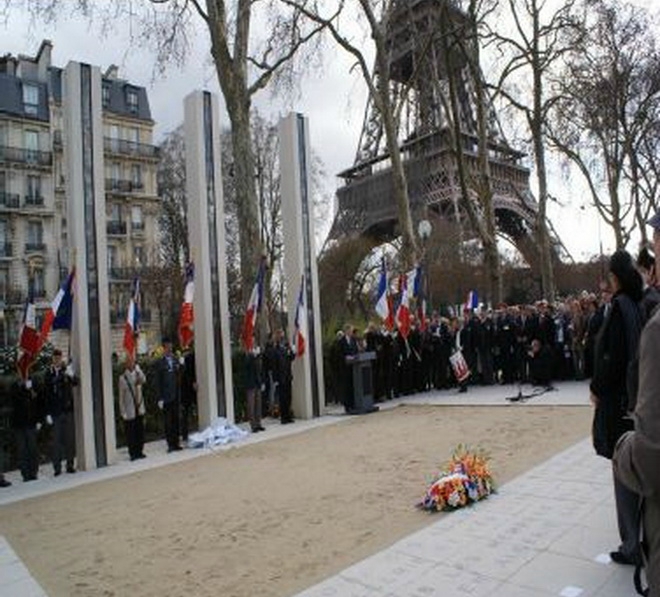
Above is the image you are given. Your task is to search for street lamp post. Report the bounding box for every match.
[417,219,432,310]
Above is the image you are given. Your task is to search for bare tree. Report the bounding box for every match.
[487,0,583,299]
[157,126,189,267]
[550,0,660,249]
[17,0,327,302]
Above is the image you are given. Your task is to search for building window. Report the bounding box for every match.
[28,265,45,298]
[102,84,110,108]
[111,162,121,184]
[0,171,5,193]
[0,125,6,147]
[110,203,122,223]
[26,175,41,204]
[126,88,138,114]
[0,267,8,300]
[133,245,144,266]
[130,127,140,145]
[107,245,117,273]
[26,221,43,249]
[0,219,7,257]
[130,164,142,189]
[131,205,143,229]
[22,83,39,116]
[24,130,39,163]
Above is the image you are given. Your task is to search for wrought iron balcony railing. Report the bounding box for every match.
[0,145,52,167]
[105,179,144,193]
[0,243,12,258]
[0,192,20,209]
[25,242,46,252]
[24,195,45,207]
[103,137,160,159]
[107,221,127,236]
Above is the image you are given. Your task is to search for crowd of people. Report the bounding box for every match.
[327,290,613,411]
[2,218,660,596]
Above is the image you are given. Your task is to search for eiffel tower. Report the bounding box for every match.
[326,0,569,267]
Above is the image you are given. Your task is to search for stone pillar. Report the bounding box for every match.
[278,113,325,418]
[63,61,116,469]
[183,91,234,425]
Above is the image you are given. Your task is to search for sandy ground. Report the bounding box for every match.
[0,404,593,597]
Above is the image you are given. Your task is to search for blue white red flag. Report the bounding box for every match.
[375,259,390,324]
[123,277,141,358]
[292,275,306,358]
[40,267,75,344]
[406,266,422,298]
[178,262,195,349]
[396,274,411,339]
[17,295,41,380]
[418,298,428,332]
[464,289,479,313]
[241,258,266,352]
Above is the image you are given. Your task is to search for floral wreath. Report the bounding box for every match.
[417,444,495,512]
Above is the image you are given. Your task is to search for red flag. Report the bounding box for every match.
[292,275,306,358]
[178,263,195,349]
[396,275,411,339]
[17,298,41,380]
[40,267,75,344]
[241,258,266,352]
[123,277,140,358]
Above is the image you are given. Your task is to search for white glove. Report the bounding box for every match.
[65,364,75,378]
[46,415,53,426]
[36,422,42,431]
[158,400,164,410]
[179,357,185,366]
[25,380,33,390]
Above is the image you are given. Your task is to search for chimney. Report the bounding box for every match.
[105,64,119,80]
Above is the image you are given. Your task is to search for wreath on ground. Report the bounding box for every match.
[417,444,495,512]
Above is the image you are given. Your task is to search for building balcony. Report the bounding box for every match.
[0,145,52,168]
[109,307,152,324]
[0,243,12,258]
[105,179,144,193]
[25,242,46,253]
[24,195,45,207]
[108,266,141,280]
[0,192,20,209]
[0,287,26,306]
[107,221,127,236]
[103,137,160,160]
[131,221,145,233]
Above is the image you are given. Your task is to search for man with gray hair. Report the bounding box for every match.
[614,209,660,595]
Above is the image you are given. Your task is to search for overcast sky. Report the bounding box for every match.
[2,1,658,263]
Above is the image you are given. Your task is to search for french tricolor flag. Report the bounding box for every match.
[292,275,306,358]
[406,265,422,298]
[178,262,195,349]
[375,259,391,325]
[395,274,411,339]
[123,277,141,358]
[241,258,266,352]
[17,296,41,380]
[464,289,479,313]
[40,267,75,344]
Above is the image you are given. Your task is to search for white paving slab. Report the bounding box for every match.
[0,380,642,596]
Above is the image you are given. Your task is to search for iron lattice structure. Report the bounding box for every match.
[327,0,569,267]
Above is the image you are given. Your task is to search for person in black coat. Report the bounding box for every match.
[43,349,78,475]
[245,347,265,432]
[11,373,43,481]
[156,338,182,452]
[272,329,295,424]
[340,324,359,412]
[180,350,197,442]
[590,250,644,566]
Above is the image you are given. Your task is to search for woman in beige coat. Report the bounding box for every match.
[119,355,147,461]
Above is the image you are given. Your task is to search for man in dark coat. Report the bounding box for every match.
[614,212,660,593]
[156,338,182,452]
[272,329,295,424]
[11,372,43,481]
[43,349,78,475]
[591,250,644,566]
[180,350,197,442]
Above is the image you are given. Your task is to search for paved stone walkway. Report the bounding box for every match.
[0,380,645,596]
